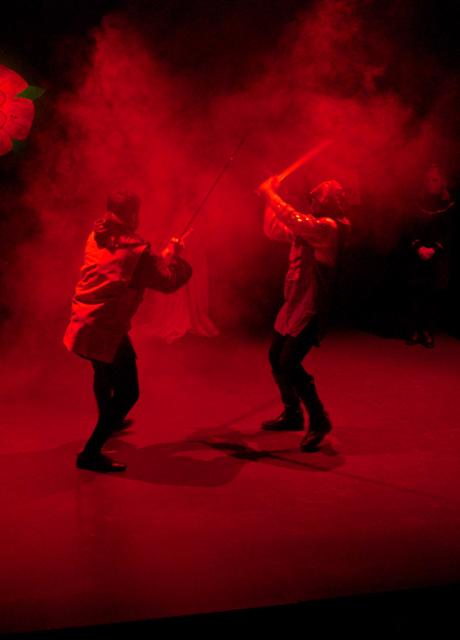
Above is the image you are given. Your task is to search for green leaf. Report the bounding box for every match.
[12,139,28,153]
[17,86,45,101]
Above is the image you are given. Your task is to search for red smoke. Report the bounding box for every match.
[4,0,458,354]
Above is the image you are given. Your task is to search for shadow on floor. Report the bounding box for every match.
[110,421,345,487]
[0,401,345,501]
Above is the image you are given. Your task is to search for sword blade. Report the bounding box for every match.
[277,138,333,182]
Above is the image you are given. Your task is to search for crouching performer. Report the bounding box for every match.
[258,177,350,451]
[64,191,192,472]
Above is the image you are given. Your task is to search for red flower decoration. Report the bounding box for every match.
[0,65,35,156]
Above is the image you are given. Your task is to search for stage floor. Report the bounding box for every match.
[1,330,460,634]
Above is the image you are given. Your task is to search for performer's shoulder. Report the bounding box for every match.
[318,216,338,231]
[84,230,97,250]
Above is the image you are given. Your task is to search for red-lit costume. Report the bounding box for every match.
[259,178,349,450]
[64,195,191,471]
[264,189,341,340]
[64,220,190,363]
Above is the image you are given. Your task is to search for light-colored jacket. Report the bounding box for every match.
[64,229,192,363]
[264,193,340,338]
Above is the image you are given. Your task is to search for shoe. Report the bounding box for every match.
[420,330,434,349]
[405,331,420,346]
[300,414,332,451]
[261,409,304,431]
[76,451,127,472]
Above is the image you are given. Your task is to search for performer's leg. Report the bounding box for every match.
[92,361,113,419]
[77,344,128,472]
[269,332,302,410]
[406,285,421,345]
[275,320,332,450]
[277,324,327,420]
[420,286,436,348]
[295,367,332,449]
[261,332,304,431]
[81,360,116,455]
[110,335,140,428]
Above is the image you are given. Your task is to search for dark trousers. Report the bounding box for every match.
[268,318,326,419]
[83,335,139,454]
[407,284,437,334]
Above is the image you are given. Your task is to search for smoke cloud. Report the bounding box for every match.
[3,0,459,357]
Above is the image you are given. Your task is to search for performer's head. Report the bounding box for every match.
[107,190,141,231]
[309,179,347,219]
[423,164,449,199]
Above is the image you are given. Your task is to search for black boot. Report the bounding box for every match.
[300,413,332,451]
[406,330,420,346]
[420,330,434,349]
[295,372,332,451]
[261,408,304,431]
[76,450,127,472]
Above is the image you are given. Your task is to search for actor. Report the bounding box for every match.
[258,176,350,451]
[405,165,455,348]
[64,190,192,472]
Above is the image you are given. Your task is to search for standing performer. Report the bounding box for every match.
[64,190,192,472]
[258,176,350,451]
[405,164,455,348]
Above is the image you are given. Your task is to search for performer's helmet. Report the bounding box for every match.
[309,180,347,218]
[107,190,141,229]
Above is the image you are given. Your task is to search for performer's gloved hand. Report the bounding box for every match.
[417,246,436,261]
[256,175,281,196]
[161,236,184,259]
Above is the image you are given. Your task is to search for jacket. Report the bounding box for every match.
[63,224,192,363]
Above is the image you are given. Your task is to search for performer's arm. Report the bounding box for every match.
[264,205,293,242]
[258,177,337,244]
[129,248,192,293]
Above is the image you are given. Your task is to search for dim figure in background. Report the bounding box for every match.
[405,165,455,348]
[64,191,192,472]
[257,177,350,451]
